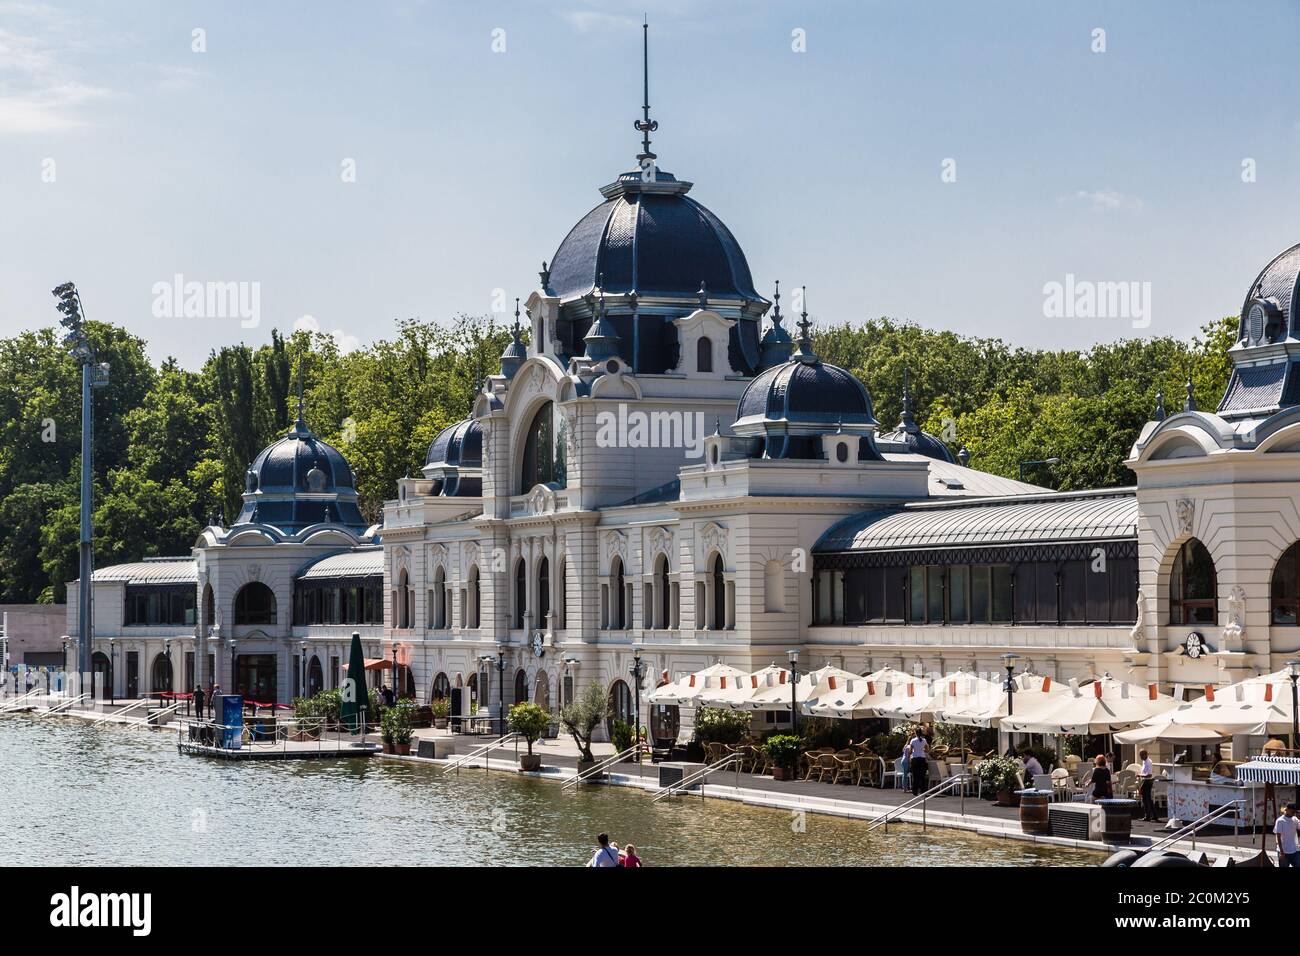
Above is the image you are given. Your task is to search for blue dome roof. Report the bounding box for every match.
[233,414,366,532]
[735,360,877,430]
[425,419,482,468]
[546,170,762,304]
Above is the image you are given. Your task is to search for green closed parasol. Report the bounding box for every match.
[340,631,370,734]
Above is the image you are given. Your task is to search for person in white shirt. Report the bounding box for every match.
[904,731,929,796]
[1137,749,1159,821]
[587,833,621,868]
[1275,805,1300,868]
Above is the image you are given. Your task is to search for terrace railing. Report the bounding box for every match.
[651,753,745,802]
[441,732,517,775]
[867,773,974,833]
[1147,799,1245,854]
[561,744,644,791]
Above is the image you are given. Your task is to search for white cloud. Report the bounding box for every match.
[0,7,116,133]
[1058,189,1145,212]
[293,314,361,354]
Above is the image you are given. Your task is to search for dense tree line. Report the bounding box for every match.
[0,312,1235,605]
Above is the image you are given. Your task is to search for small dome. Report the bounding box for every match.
[1238,242,1300,347]
[735,361,877,432]
[875,378,955,464]
[233,411,366,532]
[425,419,483,468]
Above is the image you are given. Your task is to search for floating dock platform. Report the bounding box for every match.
[178,737,380,760]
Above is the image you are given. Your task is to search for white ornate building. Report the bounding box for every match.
[67,71,1300,748]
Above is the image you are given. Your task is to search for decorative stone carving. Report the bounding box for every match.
[700,521,729,560]
[649,526,673,559]
[1222,585,1246,648]
[1129,587,1146,644]
[1175,497,1195,537]
[247,563,262,582]
[604,530,628,566]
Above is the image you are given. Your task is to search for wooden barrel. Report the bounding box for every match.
[1098,799,1138,843]
[1018,789,1051,835]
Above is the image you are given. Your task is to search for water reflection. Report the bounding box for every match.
[0,717,1095,867]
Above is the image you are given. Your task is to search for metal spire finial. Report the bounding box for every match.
[771,280,783,326]
[634,18,658,163]
[900,367,916,429]
[794,285,817,363]
[1154,390,1167,422]
[1183,379,1197,413]
[294,370,307,432]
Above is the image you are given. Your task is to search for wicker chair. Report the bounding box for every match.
[813,752,838,784]
[704,741,727,765]
[832,750,857,785]
[853,754,879,787]
[751,744,773,776]
[801,751,821,781]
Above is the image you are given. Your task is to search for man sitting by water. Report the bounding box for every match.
[587,833,621,868]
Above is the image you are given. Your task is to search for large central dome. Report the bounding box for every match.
[546,168,763,305]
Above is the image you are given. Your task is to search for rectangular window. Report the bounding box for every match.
[1035,562,1058,623]
[1061,560,1087,623]
[971,566,990,623]
[908,567,926,623]
[884,566,907,622]
[815,571,833,624]
[1084,558,1109,623]
[1110,557,1137,625]
[926,567,945,623]
[991,566,1013,622]
[844,568,868,625]
[1014,564,1035,623]
[832,571,844,624]
[864,567,885,622]
[949,566,969,623]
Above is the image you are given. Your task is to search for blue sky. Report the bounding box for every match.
[1,0,1297,365]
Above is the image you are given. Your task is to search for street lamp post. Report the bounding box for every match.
[163,638,172,706]
[787,648,800,736]
[496,649,506,736]
[1018,457,1060,483]
[629,645,646,760]
[1287,660,1300,751]
[108,637,116,707]
[1001,652,1020,718]
[302,640,309,700]
[229,638,238,699]
[60,637,69,695]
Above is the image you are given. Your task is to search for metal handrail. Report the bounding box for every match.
[1147,799,1245,854]
[37,693,90,718]
[868,773,973,832]
[128,701,184,728]
[0,689,44,712]
[441,732,517,774]
[562,744,644,790]
[88,697,150,725]
[652,753,745,802]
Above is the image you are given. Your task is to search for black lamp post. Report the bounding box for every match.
[787,648,800,736]
[302,640,309,700]
[1001,652,1019,718]
[229,638,238,700]
[108,637,116,706]
[629,645,646,760]
[163,638,172,706]
[1287,660,1300,751]
[1018,457,1060,483]
[496,648,507,735]
[60,637,69,694]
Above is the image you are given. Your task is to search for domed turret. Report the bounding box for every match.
[875,371,956,464]
[1219,241,1300,419]
[758,280,794,370]
[733,289,880,460]
[499,298,528,379]
[233,394,366,532]
[422,418,483,497]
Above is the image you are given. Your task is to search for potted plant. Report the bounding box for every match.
[976,756,1024,806]
[379,709,396,754]
[610,719,635,759]
[765,734,803,781]
[381,701,415,755]
[430,697,450,730]
[560,681,610,776]
[508,701,550,771]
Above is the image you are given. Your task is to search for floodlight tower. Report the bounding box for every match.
[53,283,109,683]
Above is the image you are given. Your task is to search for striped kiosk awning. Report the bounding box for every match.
[1236,756,1300,785]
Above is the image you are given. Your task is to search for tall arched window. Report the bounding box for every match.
[656,554,670,628]
[711,554,726,629]
[1273,542,1300,624]
[514,669,528,705]
[611,556,627,629]
[557,558,567,628]
[432,672,451,701]
[520,401,564,491]
[697,336,713,373]
[514,559,527,629]
[431,566,446,628]
[1169,539,1217,625]
[203,583,214,627]
[150,653,173,693]
[396,569,412,629]
[537,556,550,627]
[308,656,324,696]
[234,582,276,626]
[606,679,635,737]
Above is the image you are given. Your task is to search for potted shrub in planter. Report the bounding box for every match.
[560,682,610,777]
[381,701,415,755]
[508,701,550,771]
[765,734,803,781]
[430,697,450,730]
[976,756,1024,806]
[610,719,634,760]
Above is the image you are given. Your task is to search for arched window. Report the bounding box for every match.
[514,669,528,705]
[395,569,412,629]
[520,401,560,491]
[431,566,446,628]
[466,565,481,628]
[557,558,567,628]
[203,583,214,627]
[765,558,786,612]
[606,679,635,737]
[1169,539,1217,625]
[150,653,173,693]
[656,554,670,628]
[611,557,626,629]
[234,582,276,626]
[1272,542,1300,624]
[432,672,451,702]
[697,336,713,373]
[514,559,527,629]
[533,672,551,711]
[711,554,726,629]
[537,556,550,627]
[308,656,324,696]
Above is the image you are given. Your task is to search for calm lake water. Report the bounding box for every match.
[0,716,1096,867]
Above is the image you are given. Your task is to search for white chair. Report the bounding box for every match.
[1050,767,1074,802]
[879,755,901,790]
[1032,772,1054,793]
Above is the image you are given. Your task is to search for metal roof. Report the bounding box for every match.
[297,549,384,580]
[92,558,197,585]
[815,490,1137,553]
[881,454,1050,498]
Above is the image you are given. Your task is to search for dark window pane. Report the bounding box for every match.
[1061,560,1087,623]
[927,567,945,623]
[991,566,1013,622]
[909,567,926,623]
[1035,562,1058,623]
[971,566,990,623]
[949,566,969,623]
[1013,564,1035,623]
[885,566,907,622]
[1085,557,1109,622]
[865,567,886,622]
[844,568,868,625]
[1110,558,1137,624]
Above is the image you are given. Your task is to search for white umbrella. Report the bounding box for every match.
[1003,676,1178,734]
[1164,673,1297,736]
[749,664,857,712]
[1114,718,1225,745]
[804,672,908,719]
[695,663,789,710]
[939,673,1068,728]
[645,662,747,707]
